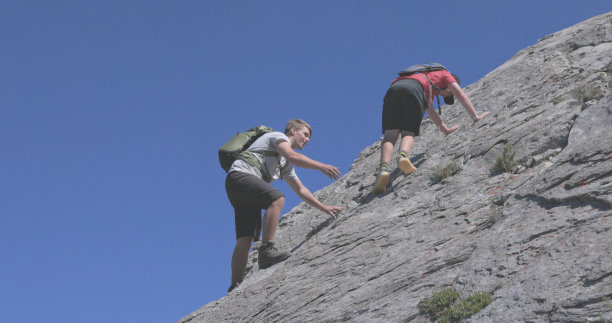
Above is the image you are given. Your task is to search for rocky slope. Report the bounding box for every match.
[180,12,612,322]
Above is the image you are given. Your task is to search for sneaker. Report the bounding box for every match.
[258,241,291,269]
[398,156,417,175]
[227,281,241,293]
[371,164,390,195]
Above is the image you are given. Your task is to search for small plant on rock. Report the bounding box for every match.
[431,162,461,183]
[438,292,493,323]
[491,144,517,174]
[571,84,603,102]
[418,288,459,319]
[418,289,493,323]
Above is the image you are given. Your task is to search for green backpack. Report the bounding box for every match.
[218,125,274,172]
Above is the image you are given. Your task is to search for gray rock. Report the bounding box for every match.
[180,12,612,323]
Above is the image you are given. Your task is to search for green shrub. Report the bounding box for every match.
[571,85,603,102]
[438,292,493,323]
[491,144,517,174]
[418,289,493,323]
[431,162,461,183]
[418,288,459,319]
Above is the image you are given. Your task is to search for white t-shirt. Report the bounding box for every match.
[229,132,298,182]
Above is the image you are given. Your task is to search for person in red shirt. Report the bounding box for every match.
[372,67,490,195]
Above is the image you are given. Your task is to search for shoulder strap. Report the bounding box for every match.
[237,151,272,182]
[237,150,285,182]
[420,73,443,115]
[398,63,447,77]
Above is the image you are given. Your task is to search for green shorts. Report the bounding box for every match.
[225,171,284,241]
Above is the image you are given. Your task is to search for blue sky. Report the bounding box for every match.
[2,1,610,322]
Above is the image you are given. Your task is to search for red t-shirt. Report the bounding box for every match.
[392,70,456,106]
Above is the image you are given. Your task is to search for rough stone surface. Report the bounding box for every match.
[180,12,612,323]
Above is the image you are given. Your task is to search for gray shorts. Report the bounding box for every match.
[225,171,284,241]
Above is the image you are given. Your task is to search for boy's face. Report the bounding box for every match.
[439,87,452,97]
[290,126,311,150]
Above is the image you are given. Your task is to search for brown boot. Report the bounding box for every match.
[258,241,291,269]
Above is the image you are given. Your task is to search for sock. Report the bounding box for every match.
[379,162,389,171]
[399,151,409,159]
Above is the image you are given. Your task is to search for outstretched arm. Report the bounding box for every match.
[426,105,461,135]
[448,82,490,122]
[285,177,344,219]
[276,140,341,180]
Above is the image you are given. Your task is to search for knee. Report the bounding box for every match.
[383,134,398,143]
[401,131,415,138]
[236,236,254,248]
[271,196,285,208]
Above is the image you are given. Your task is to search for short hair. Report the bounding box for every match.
[285,119,312,137]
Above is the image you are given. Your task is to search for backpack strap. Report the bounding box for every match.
[419,72,443,116]
[237,150,286,182]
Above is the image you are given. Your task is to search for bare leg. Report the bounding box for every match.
[373,130,400,195]
[398,131,417,175]
[258,196,291,269]
[261,196,285,243]
[380,129,400,164]
[231,236,254,284]
[399,131,415,154]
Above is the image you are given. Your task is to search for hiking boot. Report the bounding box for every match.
[398,156,417,175]
[258,241,291,269]
[227,281,241,293]
[371,164,390,195]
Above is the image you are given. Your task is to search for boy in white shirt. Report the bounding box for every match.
[225,119,344,292]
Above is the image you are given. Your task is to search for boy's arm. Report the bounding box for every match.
[426,105,460,135]
[285,177,344,219]
[276,140,341,180]
[448,82,490,122]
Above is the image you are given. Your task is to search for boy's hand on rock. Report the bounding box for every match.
[323,205,344,219]
[443,125,461,135]
[474,111,490,122]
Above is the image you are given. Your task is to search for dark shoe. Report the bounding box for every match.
[227,281,241,293]
[258,241,291,269]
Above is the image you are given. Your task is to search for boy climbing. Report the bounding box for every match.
[372,64,490,195]
[225,119,344,293]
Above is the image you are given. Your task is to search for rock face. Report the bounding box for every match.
[180,13,612,322]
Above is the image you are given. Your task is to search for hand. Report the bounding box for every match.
[473,111,490,122]
[443,125,461,135]
[320,164,341,180]
[322,205,344,219]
